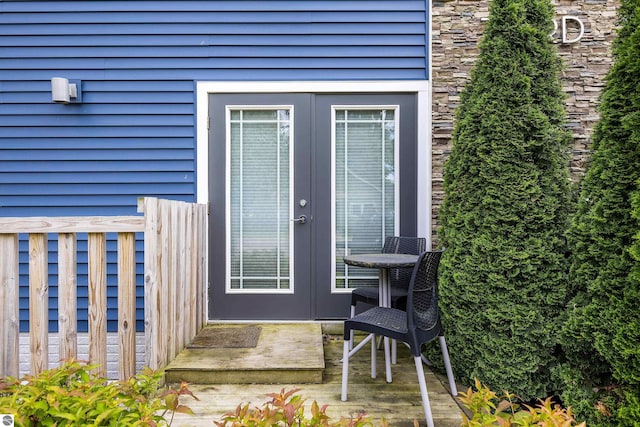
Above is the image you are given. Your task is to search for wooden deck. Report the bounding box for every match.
[167,323,464,427]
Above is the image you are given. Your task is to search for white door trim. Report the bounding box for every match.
[196,80,432,245]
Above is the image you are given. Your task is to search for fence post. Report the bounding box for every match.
[58,233,78,361]
[29,233,49,375]
[118,232,137,380]
[88,233,107,377]
[0,234,20,378]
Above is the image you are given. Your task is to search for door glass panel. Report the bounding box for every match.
[333,108,398,290]
[227,108,292,292]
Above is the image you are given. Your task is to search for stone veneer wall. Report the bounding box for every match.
[431,0,620,239]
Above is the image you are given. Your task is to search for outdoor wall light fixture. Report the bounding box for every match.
[51,77,82,103]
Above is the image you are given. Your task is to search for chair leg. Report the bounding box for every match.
[341,339,350,401]
[371,333,377,378]
[349,305,355,350]
[438,336,458,396]
[392,339,397,364]
[384,337,392,383]
[414,356,435,427]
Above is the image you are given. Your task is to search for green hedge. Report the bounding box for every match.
[437,0,573,401]
[557,0,640,423]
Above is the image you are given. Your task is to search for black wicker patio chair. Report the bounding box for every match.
[348,236,426,350]
[340,249,457,427]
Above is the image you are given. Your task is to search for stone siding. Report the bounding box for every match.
[431,0,620,238]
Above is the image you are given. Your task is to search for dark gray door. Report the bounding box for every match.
[208,93,416,320]
[209,94,312,319]
[313,94,417,318]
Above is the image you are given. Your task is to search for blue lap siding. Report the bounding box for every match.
[0,0,429,332]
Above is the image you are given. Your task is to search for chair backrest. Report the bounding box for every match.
[386,236,426,290]
[406,249,445,344]
[381,236,400,254]
[396,236,427,256]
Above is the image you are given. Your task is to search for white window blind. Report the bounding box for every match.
[334,108,398,290]
[228,108,292,291]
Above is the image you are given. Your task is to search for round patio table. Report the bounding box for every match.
[343,253,419,308]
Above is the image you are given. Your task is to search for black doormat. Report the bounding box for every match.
[187,325,262,348]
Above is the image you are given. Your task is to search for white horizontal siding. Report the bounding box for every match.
[19,333,147,380]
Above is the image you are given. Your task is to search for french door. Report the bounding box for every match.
[208,93,417,320]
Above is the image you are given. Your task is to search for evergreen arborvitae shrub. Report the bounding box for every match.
[558,0,640,423]
[437,0,573,401]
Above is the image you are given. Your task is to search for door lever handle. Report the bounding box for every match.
[291,215,307,224]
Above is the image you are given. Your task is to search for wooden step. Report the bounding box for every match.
[165,323,325,384]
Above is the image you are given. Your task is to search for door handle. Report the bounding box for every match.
[291,215,307,224]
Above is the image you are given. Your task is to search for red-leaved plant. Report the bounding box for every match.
[458,378,587,427]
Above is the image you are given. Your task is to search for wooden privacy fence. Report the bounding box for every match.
[142,197,207,375]
[0,197,207,380]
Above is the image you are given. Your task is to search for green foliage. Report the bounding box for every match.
[556,376,640,427]
[617,389,640,427]
[558,0,640,424]
[0,359,197,426]
[437,0,572,400]
[632,183,640,276]
[459,378,586,427]
[214,388,389,427]
[550,364,635,427]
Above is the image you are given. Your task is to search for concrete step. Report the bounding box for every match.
[165,323,325,384]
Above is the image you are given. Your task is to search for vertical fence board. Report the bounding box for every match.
[185,204,195,343]
[198,205,207,331]
[160,200,172,367]
[0,237,6,376]
[168,201,179,360]
[88,233,107,377]
[29,233,49,375]
[58,233,77,361]
[194,206,201,333]
[0,234,20,378]
[143,197,161,370]
[118,232,137,380]
[175,201,186,352]
[194,207,202,333]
